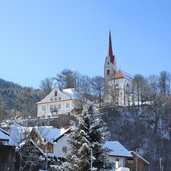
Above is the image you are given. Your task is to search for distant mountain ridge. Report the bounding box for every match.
[0,78,22,89]
[0,77,43,121]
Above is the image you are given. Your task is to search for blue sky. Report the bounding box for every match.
[0,1,171,88]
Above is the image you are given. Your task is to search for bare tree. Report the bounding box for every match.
[146,74,160,102]
[78,75,92,103]
[17,139,46,171]
[146,74,170,135]
[40,77,54,96]
[91,76,104,107]
[54,69,81,90]
[159,71,171,95]
[107,79,120,107]
[131,74,149,108]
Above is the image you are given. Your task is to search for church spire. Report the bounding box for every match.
[108,31,114,64]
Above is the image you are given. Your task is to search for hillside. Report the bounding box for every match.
[0,78,43,121]
[0,77,171,170]
[101,104,171,171]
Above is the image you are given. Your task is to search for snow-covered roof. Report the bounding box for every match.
[62,88,77,99]
[37,87,77,104]
[53,128,71,142]
[129,151,150,165]
[104,141,132,157]
[8,122,32,146]
[0,128,10,141]
[7,121,67,145]
[34,126,65,142]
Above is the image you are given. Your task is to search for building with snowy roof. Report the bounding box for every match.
[0,128,16,170]
[104,141,150,171]
[29,126,71,158]
[104,31,132,106]
[0,128,10,145]
[104,141,132,170]
[37,87,80,117]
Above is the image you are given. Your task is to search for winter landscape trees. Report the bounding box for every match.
[0,69,171,170]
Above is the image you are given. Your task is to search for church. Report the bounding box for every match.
[104,31,132,106]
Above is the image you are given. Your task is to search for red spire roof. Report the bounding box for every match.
[108,31,114,64]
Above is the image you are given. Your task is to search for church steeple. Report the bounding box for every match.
[104,31,117,81]
[108,31,114,64]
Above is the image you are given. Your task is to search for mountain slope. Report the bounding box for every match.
[0,78,43,121]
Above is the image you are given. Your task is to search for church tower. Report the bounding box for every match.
[104,31,117,82]
[104,31,132,106]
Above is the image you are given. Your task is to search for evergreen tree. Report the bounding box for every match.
[70,105,109,171]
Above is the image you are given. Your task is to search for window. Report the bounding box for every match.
[50,105,53,111]
[50,98,53,102]
[42,106,46,114]
[54,105,57,111]
[45,143,53,153]
[54,97,57,101]
[54,91,57,96]
[58,97,61,100]
[62,146,67,153]
[107,70,110,75]
[66,103,69,109]
[58,104,61,109]
[127,159,134,164]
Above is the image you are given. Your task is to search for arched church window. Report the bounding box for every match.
[125,84,129,94]
[107,70,110,75]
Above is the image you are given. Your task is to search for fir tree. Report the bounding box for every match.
[70,105,109,171]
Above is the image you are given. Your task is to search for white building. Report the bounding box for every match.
[104,31,132,106]
[37,87,79,117]
[30,126,71,158]
[104,141,132,170]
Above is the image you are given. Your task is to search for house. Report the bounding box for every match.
[28,126,70,158]
[37,87,79,117]
[52,128,71,158]
[128,151,150,171]
[103,141,150,171]
[29,126,150,171]
[6,121,70,158]
[104,31,132,106]
[0,127,10,145]
[104,141,133,170]
[0,128,16,171]
[23,125,149,171]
